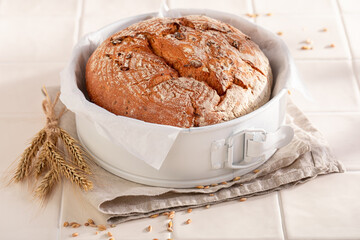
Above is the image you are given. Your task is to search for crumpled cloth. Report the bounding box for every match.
[50,87,344,224]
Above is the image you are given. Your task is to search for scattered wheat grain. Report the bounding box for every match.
[232,176,241,181]
[98,224,107,231]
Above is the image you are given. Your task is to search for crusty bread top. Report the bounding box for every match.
[86,15,272,128]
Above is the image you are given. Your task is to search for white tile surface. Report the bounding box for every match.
[80,0,161,37]
[79,16,120,38]
[290,60,360,112]
[256,15,351,59]
[168,0,252,15]
[79,1,253,38]
[307,114,360,171]
[355,60,360,88]
[0,63,64,114]
[59,182,171,240]
[343,14,360,59]
[83,0,162,17]
[280,172,360,240]
[0,180,61,240]
[0,17,75,62]
[338,0,360,14]
[172,193,284,240]
[0,0,78,16]
[0,115,45,173]
[254,0,337,15]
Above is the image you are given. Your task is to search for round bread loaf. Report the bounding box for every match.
[86,15,272,128]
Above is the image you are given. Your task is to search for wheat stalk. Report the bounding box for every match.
[34,146,48,178]
[46,141,93,191]
[13,130,46,182]
[11,87,94,201]
[34,168,59,198]
[60,129,91,174]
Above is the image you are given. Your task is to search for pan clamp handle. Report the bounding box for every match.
[210,126,294,169]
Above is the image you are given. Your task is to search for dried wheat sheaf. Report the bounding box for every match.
[11,87,93,199]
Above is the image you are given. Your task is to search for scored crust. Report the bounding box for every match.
[86,15,272,128]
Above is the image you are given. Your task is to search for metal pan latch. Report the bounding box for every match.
[211,126,294,169]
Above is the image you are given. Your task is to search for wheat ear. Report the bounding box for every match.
[34,168,59,199]
[33,146,48,178]
[13,130,46,182]
[59,129,91,174]
[46,141,93,191]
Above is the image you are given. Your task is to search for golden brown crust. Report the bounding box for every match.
[86,15,272,128]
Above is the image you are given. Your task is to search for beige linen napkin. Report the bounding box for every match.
[51,88,344,224]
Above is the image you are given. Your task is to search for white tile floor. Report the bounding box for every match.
[255,15,351,59]
[168,0,253,15]
[290,60,360,112]
[307,113,360,170]
[280,173,360,239]
[254,0,338,15]
[0,0,360,239]
[0,63,65,114]
[0,17,76,62]
[0,0,79,17]
[342,14,360,59]
[171,193,284,240]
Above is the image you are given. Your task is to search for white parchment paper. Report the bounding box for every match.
[60,7,304,170]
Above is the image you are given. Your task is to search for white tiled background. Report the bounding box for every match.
[0,0,359,239]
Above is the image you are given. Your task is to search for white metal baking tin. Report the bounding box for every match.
[74,10,294,188]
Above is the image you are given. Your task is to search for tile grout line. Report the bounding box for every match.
[164,2,174,239]
[73,0,85,46]
[165,0,172,10]
[0,110,358,118]
[168,5,173,240]
[57,1,84,239]
[1,111,360,119]
[1,58,359,64]
[56,183,65,240]
[303,111,360,115]
[0,113,44,118]
[250,0,256,23]
[335,0,360,101]
[277,191,289,240]
[294,58,351,61]
[0,61,68,64]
